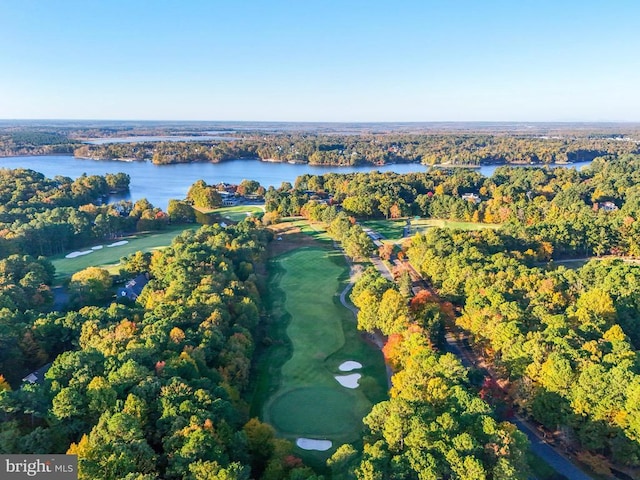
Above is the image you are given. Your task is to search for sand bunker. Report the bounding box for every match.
[296,438,332,451]
[91,245,103,250]
[106,240,129,247]
[338,361,362,372]
[65,250,94,259]
[335,373,361,389]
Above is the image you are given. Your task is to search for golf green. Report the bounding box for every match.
[269,387,357,436]
[258,246,388,455]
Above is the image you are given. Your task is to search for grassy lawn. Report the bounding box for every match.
[211,205,264,221]
[360,218,499,241]
[50,225,196,281]
[254,246,387,464]
[360,219,406,240]
[527,452,569,480]
[410,218,501,233]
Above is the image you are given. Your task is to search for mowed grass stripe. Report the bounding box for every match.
[50,225,196,280]
[212,205,264,222]
[263,246,380,452]
[278,248,346,385]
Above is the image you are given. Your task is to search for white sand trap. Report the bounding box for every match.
[106,240,129,247]
[65,250,94,259]
[91,245,104,250]
[296,438,332,451]
[339,361,362,372]
[335,373,361,389]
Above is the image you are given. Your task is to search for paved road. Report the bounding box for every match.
[445,329,592,479]
[369,255,394,281]
[364,225,595,480]
[339,279,358,317]
[513,417,593,480]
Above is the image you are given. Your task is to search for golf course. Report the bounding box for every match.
[361,217,500,242]
[255,244,387,462]
[50,225,197,280]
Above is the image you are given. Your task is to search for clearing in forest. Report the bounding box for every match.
[206,205,264,221]
[50,225,197,280]
[361,217,500,242]
[255,245,387,461]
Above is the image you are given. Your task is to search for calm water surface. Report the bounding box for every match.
[0,155,592,210]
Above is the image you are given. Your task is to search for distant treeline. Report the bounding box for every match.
[0,131,78,156]
[71,133,640,166]
[2,125,640,166]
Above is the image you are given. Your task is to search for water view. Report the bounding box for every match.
[0,155,593,210]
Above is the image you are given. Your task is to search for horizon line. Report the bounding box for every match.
[2,119,640,125]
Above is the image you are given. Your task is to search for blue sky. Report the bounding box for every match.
[0,0,638,121]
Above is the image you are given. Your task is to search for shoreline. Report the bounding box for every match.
[0,153,583,171]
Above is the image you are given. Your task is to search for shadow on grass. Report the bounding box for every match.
[249,259,294,417]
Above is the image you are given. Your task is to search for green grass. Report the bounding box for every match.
[212,205,263,221]
[255,246,387,462]
[527,452,569,480]
[360,217,500,241]
[290,219,333,244]
[360,219,406,239]
[410,218,501,233]
[50,225,196,281]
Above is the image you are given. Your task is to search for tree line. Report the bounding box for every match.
[67,132,640,167]
[407,228,640,473]
[0,222,322,479]
[0,131,78,156]
[0,169,172,258]
[325,268,530,479]
[266,155,640,259]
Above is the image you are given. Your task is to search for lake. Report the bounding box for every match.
[0,155,592,210]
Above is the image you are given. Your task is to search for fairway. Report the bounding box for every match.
[410,218,500,233]
[361,218,499,242]
[213,205,264,221]
[258,246,387,457]
[360,219,406,239]
[50,225,196,280]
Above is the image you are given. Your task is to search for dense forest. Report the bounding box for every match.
[71,133,640,167]
[2,147,640,477]
[407,229,640,473]
[0,131,78,156]
[3,123,639,167]
[0,223,324,479]
[336,268,530,479]
[0,169,169,257]
[266,154,640,259]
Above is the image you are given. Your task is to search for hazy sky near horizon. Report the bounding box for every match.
[0,1,638,122]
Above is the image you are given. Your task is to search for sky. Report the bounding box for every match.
[0,0,638,122]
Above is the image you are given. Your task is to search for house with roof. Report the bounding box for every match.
[22,362,52,385]
[219,191,239,206]
[117,273,149,301]
[461,193,481,204]
[593,202,618,212]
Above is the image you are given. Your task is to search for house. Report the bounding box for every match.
[599,201,618,212]
[462,193,481,204]
[117,273,149,301]
[219,191,239,206]
[22,362,52,385]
